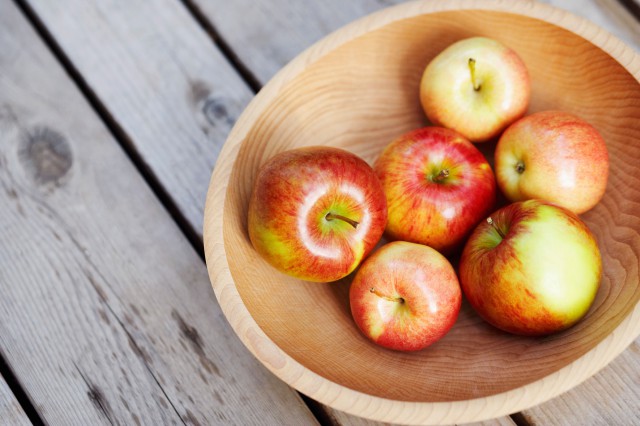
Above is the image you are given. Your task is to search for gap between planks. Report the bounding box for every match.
[618,0,640,21]
[8,0,316,424]
[13,0,205,261]
[2,0,317,423]
[181,0,262,93]
[163,2,534,426]
[0,352,43,425]
[7,0,532,425]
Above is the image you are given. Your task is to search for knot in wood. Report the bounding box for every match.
[19,126,72,187]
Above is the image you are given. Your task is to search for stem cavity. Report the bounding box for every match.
[370,288,405,304]
[486,217,506,239]
[432,168,450,183]
[325,212,359,229]
[468,58,481,91]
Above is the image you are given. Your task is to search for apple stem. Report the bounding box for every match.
[370,287,405,304]
[325,212,359,229]
[515,161,525,174]
[486,217,506,239]
[432,168,450,183]
[468,58,481,91]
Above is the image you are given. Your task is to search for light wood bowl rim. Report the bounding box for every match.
[203,1,640,423]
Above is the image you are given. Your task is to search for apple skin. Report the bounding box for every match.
[247,146,387,282]
[495,110,609,214]
[349,241,461,351]
[420,37,531,143]
[374,127,496,254]
[459,199,602,336]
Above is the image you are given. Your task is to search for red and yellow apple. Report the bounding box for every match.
[495,110,609,214]
[248,146,387,282]
[350,241,461,351]
[374,127,496,254]
[459,199,602,336]
[420,37,531,143]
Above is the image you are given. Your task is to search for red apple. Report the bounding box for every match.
[495,110,609,214]
[459,200,602,336]
[374,127,496,254]
[247,146,387,282]
[420,37,531,143]
[349,241,461,351]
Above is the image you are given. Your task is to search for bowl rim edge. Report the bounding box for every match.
[203,0,640,424]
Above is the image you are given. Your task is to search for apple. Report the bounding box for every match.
[247,146,387,282]
[349,241,461,351]
[374,126,496,254]
[494,110,609,214]
[420,37,531,143]
[459,199,602,336]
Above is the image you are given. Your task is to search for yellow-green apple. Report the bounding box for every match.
[420,37,531,143]
[495,111,609,214]
[349,241,461,351]
[374,127,496,254]
[459,199,602,336]
[247,146,387,282]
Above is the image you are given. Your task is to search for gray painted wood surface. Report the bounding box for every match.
[1,0,638,424]
[0,374,30,426]
[0,0,317,424]
[189,0,640,86]
[25,0,255,237]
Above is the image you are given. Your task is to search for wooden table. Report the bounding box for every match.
[1,0,638,425]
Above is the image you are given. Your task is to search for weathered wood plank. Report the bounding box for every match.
[0,374,30,426]
[2,5,180,423]
[0,1,317,424]
[518,338,640,425]
[24,0,255,237]
[21,0,639,424]
[188,0,639,87]
[186,0,397,85]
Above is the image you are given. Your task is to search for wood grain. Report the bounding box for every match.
[18,0,638,424]
[204,1,640,424]
[0,1,317,424]
[543,0,640,51]
[24,0,255,236]
[193,0,640,423]
[192,0,640,424]
[325,411,516,426]
[0,374,30,426]
[518,338,640,425]
[189,0,639,86]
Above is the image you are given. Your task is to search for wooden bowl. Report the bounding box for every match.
[203,1,640,424]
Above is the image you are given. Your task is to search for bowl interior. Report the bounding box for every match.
[222,9,640,402]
